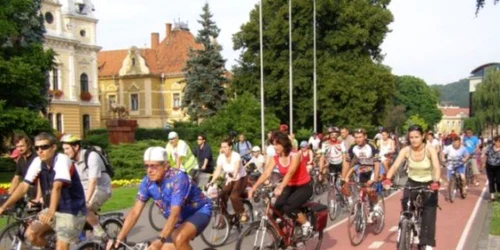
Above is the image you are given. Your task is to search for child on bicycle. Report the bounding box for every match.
[441,136,470,195]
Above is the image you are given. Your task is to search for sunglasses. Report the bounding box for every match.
[144,164,162,170]
[34,144,52,151]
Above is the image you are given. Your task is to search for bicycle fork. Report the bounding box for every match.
[254,216,269,249]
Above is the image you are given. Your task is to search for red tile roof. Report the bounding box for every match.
[98,28,203,77]
[440,107,470,117]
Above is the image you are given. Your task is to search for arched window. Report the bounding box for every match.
[80,73,89,93]
[82,114,90,136]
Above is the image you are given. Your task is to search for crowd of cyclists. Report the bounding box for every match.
[1,123,500,250]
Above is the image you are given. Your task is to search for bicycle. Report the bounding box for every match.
[325,170,350,221]
[234,185,327,250]
[391,185,436,250]
[346,181,385,246]
[76,239,150,250]
[446,161,467,202]
[200,185,254,248]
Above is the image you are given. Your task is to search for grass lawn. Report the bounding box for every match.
[101,186,138,212]
[491,202,500,235]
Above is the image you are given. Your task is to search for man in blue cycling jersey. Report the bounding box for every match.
[108,147,211,250]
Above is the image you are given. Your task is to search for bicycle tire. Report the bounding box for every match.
[347,201,366,246]
[148,202,166,232]
[200,211,231,247]
[448,177,456,203]
[75,241,105,250]
[101,218,123,239]
[397,218,412,250]
[235,221,279,250]
[243,200,255,223]
[372,195,385,235]
[0,221,23,250]
[327,186,339,221]
[313,230,324,250]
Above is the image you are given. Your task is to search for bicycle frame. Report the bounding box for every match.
[258,198,297,248]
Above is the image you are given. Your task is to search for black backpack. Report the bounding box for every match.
[83,145,115,178]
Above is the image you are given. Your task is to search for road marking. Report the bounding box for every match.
[456,184,487,250]
[324,190,401,232]
[389,226,398,232]
[368,241,385,248]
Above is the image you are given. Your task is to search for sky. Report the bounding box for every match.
[93,0,500,85]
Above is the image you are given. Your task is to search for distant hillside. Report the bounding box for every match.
[431,79,469,108]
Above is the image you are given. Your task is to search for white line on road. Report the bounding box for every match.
[368,241,385,249]
[456,184,487,250]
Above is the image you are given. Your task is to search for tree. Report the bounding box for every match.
[231,0,395,130]
[476,0,499,14]
[472,68,500,135]
[183,3,228,122]
[0,0,54,150]
[393,76,442,128]
[382,104,406,134]
[402,114,428,133]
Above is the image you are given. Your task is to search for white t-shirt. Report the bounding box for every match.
[442,145,469,169]
[217,151,246,181]
[248,154,265,172]
[75,149,112,194]
[308,137,321,151]
[25,153,73,185]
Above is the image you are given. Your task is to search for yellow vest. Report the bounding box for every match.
[165,140,197,174]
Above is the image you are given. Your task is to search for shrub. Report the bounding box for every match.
[81,134,109,151]
[135,128,168,141]
[108,140,165,179]
[0,157,15,172]
[86,129,107,137]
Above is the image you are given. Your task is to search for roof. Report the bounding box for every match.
[98,28,203,77]
[440,107,469,117]
[470,62,500,75]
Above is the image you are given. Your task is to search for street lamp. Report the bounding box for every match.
[313,0,317,132]
[259,0,265,151]
[289,0,293,133]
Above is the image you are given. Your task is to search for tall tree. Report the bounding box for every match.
[232,0,395,130]
[0,0,53,150]
[476,0,499,14]
[393,76,442,128]
[183,3,228,122]
[472,68,500,135]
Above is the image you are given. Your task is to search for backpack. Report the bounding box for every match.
[83,145,115,178]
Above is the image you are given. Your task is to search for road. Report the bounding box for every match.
[122,175,488,249]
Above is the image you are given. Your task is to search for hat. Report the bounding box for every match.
[279,124,289,132]
[144,147,167,162]
[168,131,178,140]
[9,148,19,159]
[251,146,261,152]
[300,141,308,148]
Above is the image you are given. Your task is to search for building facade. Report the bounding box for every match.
[41,0,101,137]
[435,106,469,134]
[98,23,202,128]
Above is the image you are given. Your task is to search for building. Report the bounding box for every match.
[435,106,469,134]
[41,0,101,137]
[97,22,203,128]
[469,62,500,138]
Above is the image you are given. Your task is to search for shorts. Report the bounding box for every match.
[87,189,111,212]
[165,211,211,243]
[447,165,465,180]
[468,158,480,175]
[359,171,373,184]
[38,208,86,243]
[328,163,342,174]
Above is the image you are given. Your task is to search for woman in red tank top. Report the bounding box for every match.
[249,131,313,232]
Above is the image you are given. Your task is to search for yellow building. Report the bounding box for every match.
[435,106,469,134]
[41,0,101,137]
[97,22,202,128]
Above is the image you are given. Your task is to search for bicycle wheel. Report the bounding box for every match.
[448,177,456,203]
[200,210,231,247]
[397,218,412,250]
[327,186,339,221]
[235,221,279,250]
[372,195,385,235]
[101,218,123,239]
[75,241,105,250]
[0,221,23,250]
[243,200,255,223]
[148,202,166,232]
[347,201,366,246]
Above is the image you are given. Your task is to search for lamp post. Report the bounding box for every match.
[313,0,317,132]
[259,0,265,151]
[289,0,293,133]
[160,73,166,128]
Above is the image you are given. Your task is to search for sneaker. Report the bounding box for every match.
[93,227,106,238]
[367,212,374,224]
[413,236,420,245]
[424,246,433,250]
[301,221,312,236]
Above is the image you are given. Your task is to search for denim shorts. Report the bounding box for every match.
[165,211,211,242]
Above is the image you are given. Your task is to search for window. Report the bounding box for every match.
[80,30,86,37]
[80,73,89,93]
[108,95,116,111]
[48,113,53,128]
[130,94,139,111]
[82,115,90,136]
[45,12,54,24]
[173,93,181,108]
[52,69,59,90]
[56,113,63,132]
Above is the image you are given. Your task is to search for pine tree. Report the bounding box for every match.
[183,3,228,122]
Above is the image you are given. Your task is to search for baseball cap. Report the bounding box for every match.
[9,148,20,159]
[144,147,167,162]
[300,141,308,148]
[251,146,261,152]
[168,131,178,140]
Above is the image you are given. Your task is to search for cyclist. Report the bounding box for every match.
[165,131,199,181]
[299,141,314,172]
[248,131,313,236]
[108,147,211,250]
[319,126,346,184]
[235,133,252,165]
[384,125,441,250]
[8,134,39,201]
[377,128,395,178]
[0,132,86,250]
[463,128,481,187]
[60,134,112,238]
[441,136,470,195]
[342,128,381,222]
[340,127,355,151]
[243,146,265,174]
[207,138,249,222]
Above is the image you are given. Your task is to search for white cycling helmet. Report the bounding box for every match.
[143,147,166,162]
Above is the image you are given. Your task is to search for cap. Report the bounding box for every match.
[144,147,167,162]
[168,131,178,140]
[9,148,20,159]
[300,141,308,148]
[251,146,261,152]
[279,124,289,132]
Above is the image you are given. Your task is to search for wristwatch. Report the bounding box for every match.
[157,236,167,243]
